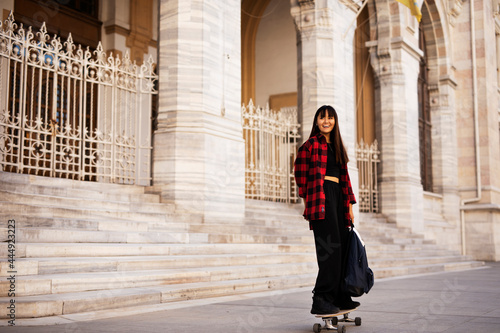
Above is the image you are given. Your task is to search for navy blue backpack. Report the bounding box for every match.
[344,226,374,297]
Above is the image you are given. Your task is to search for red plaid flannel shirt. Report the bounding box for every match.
[294,134,356,228]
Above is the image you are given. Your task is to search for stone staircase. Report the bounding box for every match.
[356,214,483,277]
[0,171,482,320]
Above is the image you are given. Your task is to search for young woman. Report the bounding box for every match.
[294,105,359,315]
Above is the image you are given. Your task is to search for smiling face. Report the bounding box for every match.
[316,110,335,140]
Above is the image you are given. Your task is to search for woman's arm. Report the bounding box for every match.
[346,168,356,226]
[294,143,310,199]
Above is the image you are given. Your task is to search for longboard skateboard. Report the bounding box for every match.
[313,308,361,332]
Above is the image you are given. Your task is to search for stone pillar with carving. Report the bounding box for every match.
[153,0,245,221]
[290,0,359,217]
[367,35,425,233]
[291,0,336,140]
[428,75,461,249]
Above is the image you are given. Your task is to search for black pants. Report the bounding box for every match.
[311,180,350,304]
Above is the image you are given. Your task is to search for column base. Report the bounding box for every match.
[152,113,246,222]
[379,180,424,234]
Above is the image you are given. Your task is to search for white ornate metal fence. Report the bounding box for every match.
[242,100,300,203]
[356,139,380,212]
[0,13,157,185]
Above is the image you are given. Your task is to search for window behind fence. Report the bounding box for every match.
[0,13,157,185]
[242,100,300,203]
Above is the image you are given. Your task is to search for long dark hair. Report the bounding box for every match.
[308,105,349,164]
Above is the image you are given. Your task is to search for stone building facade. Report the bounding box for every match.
[2,0,499,261]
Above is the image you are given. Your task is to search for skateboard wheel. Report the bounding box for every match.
[339,325,346,333]
[313,323,321,332]
[355,317,362,326]
[331,317,338,325]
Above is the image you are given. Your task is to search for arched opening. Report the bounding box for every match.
[241,0,300,203]
[418,24,433,192]
[241,0,271,105]
[355,4,376,145]
[241,0,297,108]
[355,4,379,213]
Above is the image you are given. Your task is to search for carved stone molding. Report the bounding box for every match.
[366,37,422,85]
[448,0,465,27]
[339,0,363,13]
[291,1,314,32]
[291,1,334,36]
[494,0,500,22]
[298,0,315,9]
[428,84,443,107]
[495,7,500,36]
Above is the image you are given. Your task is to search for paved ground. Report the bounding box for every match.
[3,262,500,333]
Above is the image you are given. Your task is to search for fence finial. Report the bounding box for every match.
[94,42,107,64]
[123,50,132,67]
[7,10,14,23]
[64,33,76,54]
[1,11,15,31]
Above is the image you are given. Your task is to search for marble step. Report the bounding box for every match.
[369,255,478,269]
[0,257,482,317]
[187,222,310,236]
[0,215,189,233]
[0,190,174,215]
[0,260,482,318]
[2,216,429,246]
[1,237,450,259]
[356,226,425,238]
[1,202,170,224]
[13,253,476,278]
[359,223,421,232]
[0,170,146,194]
[4,217,434,247]
[5,227,313,245]
[0,214,309,237]
[0,242,316,258]
[244,210,306,223]
[244,199,303,212]
[356,223,414,235]
[0,262,318,296]
[1,203,203,227]
[4,228,202,244]
[0,274,316,319]
[0,253,316,276]
[365,249,460,260]
[363,235,434,245]
[372,260,484,279]
[241,217,424,243]
[0,181,161,204]
[243,200,305,221]
[360,242,445,253]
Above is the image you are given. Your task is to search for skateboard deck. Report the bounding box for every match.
[312,308,361,332]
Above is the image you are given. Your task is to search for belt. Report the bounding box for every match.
[324,176,339,183]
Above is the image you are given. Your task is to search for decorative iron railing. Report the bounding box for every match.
[0,12,157,185]
[356,139,380,212]
[242,100,300,203]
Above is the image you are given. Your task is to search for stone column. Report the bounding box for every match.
[291,0,334,141]
[152,0,245,221]
[368,37,425,233]
[428,77,461,249]
[290,0,359,217]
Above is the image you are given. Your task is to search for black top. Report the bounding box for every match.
[326,143,340,178]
